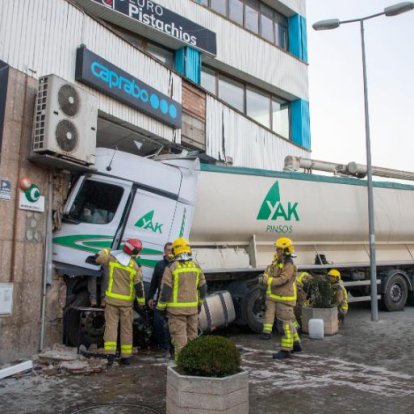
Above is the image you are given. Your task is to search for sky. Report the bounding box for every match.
[306,0,414,172]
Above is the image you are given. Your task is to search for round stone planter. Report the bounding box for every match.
[301,306,339,336]
[166,365,249,414]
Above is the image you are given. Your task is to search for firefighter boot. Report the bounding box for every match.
[292,341,303,353]
[120,357,131,366]
[273,350,290,360]
[260,333,272,340]
[107,355,115,366]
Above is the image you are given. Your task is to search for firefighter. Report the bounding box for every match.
[156,237,207,360]
[295,271,313,328]
[258,237,302,359]
[96,239,145,365]
[327,269,349,324]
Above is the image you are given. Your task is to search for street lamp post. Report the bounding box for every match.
[313,2,414,322]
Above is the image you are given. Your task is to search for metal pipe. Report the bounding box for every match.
[40,170,53,351]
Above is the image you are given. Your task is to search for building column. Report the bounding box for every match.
[175,47,202,85]
[291,99,311,149]
[288,14,308,63]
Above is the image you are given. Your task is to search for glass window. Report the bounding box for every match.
[229,0,243,25]
[210,0,227,15]
[274,12,289,49]
[146,43,174,67]
[201,66,217,95]
[245,0,259,34]
[197,0,208,6]
[68,180,124,224]
[272,98,290,138]
[260,4,274,43]
[246,87,270,128]
[218,75,244,112]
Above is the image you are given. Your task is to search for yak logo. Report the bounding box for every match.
[135,210,163,233]
[257,181,299,221]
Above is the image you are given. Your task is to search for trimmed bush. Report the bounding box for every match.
[307,275,335,308]
[176,335,241,378]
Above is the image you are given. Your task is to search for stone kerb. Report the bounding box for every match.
[166,365,249,414]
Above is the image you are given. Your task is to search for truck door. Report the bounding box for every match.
[121,188,178,282]
[53,175,133,274]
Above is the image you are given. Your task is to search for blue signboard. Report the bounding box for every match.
[75,47,182,128]
[0,60,9,151]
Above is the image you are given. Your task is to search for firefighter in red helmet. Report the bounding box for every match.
[95,238,145,365]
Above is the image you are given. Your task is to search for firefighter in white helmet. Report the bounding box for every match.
[327,269,348,324]
[95,238,145,365]
[157,237,207,360]
[258,237,302,359]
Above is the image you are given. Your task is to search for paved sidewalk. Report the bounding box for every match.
[0,305,413,413]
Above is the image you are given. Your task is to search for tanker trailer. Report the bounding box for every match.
[189,163,414,331]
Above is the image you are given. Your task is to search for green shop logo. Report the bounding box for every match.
[135,210,163,233]
[257,181,299,221]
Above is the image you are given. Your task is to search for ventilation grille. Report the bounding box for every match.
[32,77,48,150]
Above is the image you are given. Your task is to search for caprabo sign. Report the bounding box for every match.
[257,181,299,234]
[75,47,182,128]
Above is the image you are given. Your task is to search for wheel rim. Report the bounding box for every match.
[390,283,403,303]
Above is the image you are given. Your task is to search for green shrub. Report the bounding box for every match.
[176,335,241,378]
[307,275,335,308]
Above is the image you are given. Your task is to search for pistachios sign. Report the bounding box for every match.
[257,181,299,234]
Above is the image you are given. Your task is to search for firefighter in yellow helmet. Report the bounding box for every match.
[157,237,207,360]
[258,237,302,359]
[95,239,145,365]
[295,271,313,328]
[327,269,348,324]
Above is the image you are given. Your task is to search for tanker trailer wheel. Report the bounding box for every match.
[242,285,266,333]
[382,273,408,311]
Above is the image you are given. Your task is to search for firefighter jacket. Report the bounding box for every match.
[157,260,207,316]
[96,249,145,307]
[260,256,297,306]
[332,281,349,314]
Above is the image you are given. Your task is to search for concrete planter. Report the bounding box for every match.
[301,306,338,336]
[166,365,249,414]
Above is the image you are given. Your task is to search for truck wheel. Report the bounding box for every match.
[242,286,265,333]
[382,273,408,311]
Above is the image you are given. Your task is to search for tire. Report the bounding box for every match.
[241,285,266,333]
[382,273,408,311]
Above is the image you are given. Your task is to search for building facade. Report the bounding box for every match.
[0,0,310,362]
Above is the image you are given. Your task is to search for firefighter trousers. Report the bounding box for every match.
[277,303,300,352]
[168,313,198,357]
[104,303,133,358]
[263,299,277,334]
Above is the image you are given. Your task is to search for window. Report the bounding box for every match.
[201,66,217,94]
[210,0,227,15]
[68,180,124,224]
[146,43,174,67]
[245,0,259,34]
[246,87,270,128]
[229,0,243,25]
[199,1,290,52]
[260,4,274,43]
[272,98,290,138]
[218,75,244,112]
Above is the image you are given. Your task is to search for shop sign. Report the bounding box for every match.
[0,60,9,151]
[19,184,45,213]
[76,47,182,128]
[90,0,216,56]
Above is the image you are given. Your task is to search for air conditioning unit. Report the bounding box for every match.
[32,74,97,166]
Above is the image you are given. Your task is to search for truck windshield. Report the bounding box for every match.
[68,180,124,224]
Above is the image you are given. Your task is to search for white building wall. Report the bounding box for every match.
[0,0,182,144]
[152,0,309,100]
[206,96,309,170]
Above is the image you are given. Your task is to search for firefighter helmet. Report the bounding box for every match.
[274,237,294,254]
[172,237,191,256]
[123,239,143,256]
[328,269,341,279]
